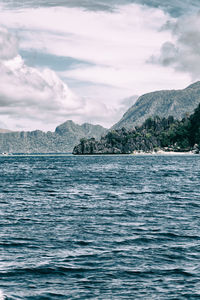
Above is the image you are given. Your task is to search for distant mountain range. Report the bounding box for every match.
[0,121,106,153]
[112,81,200,130]
[2,81,200,153]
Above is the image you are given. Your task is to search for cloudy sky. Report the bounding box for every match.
[0,0,199,131]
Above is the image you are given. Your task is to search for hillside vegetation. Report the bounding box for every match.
[73,103,200,155]
[112,81,200,130]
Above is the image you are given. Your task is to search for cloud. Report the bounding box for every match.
[0,27,18,59]
[1,57,80,111]
[132,0,200,17]
[0,3,190,92]
[0,3,193,130]
[1,0,200,17]
[0,56,119,130]
[0,27,95,130]
[150,12,200,80]
[0,27,122,130]
[0,0,115,11]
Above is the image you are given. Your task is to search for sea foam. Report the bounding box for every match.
[0,290,5,300]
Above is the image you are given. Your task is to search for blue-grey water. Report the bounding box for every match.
[1,155,200,299]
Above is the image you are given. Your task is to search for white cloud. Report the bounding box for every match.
[1,55,79,111]
[61,64,189,95]
[0,3,193,130]
[0,28,100,130]
[0,27,18,59]
[150,12,200,80]
[0,29,122,131]
[0,3,191,90]
[0,52,118,130]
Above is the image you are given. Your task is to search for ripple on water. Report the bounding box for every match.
[0,155,200,299]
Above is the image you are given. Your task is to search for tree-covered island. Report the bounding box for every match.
[73,104,200,155]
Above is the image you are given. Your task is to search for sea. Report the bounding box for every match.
[0,154,200,299]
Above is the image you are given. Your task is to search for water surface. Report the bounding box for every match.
[0,155,200,299]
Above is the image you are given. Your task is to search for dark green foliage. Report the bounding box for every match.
[73,103,200,154]
[112,81,200,130]
[188,104,200,146]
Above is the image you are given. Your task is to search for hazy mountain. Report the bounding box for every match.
[0,129,13,133]
[112,81,200,130]
[0,120,106,153]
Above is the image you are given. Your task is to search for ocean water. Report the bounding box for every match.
[0,155,200,299]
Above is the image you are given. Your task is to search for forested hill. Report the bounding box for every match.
[112,81,200,130]
[73,103,200,155]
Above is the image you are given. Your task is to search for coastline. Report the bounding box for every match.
[131,150,195,155]
[0,151,197,156]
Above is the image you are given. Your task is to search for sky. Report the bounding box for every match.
[0,0,199,131]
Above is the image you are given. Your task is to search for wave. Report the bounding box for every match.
[0,266,95,277]
[0,290,5,300]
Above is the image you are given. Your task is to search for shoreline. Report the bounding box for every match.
[0,151,197,156]
[132,150,195,155]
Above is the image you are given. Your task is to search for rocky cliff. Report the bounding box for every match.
[73,103,200,155]
[112,81,200,130]
[0,121,106,153]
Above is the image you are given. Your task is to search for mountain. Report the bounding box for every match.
[0,128,12,133]
[0,121,106,153]
[73,103,200,155]
[55,120,105,139]
[112,81,200,130]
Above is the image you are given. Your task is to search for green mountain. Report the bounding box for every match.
[112,81,200,130]
[73,103,200,155]
[0,121,106,153]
